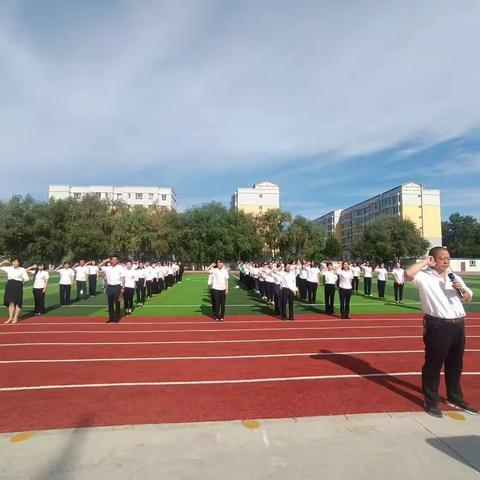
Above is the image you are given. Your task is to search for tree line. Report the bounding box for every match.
[0,194,445,265]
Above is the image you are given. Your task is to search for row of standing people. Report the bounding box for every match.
[0,257,184,324]
[239,260,406,319]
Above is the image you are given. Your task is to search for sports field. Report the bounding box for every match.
[0,273,479,433]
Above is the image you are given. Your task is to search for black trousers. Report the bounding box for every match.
[210,288,216,316]
[299,278,308,300]
[259,281,266,297]
[394,282,404,301]
[352,277,359,292]
[124,287,135,311]
[377,280,386,298]
[88,274,97,296]
[324,284,336,314]
[211,288,226,319]
[339,288,352,318]
[281,287,294,319]
[33,288,46,314]
[107,284,122,320]
[77,280,88,300]
[422,316,465,407]
[136,279,146,304]
[306,281,318,304]
[266,282,274,302]
[273,284,282,314]
[152,278,158,294]
[167,275,174,288]
[364,277,372,295]
[59,284,71,305]
[179,271,184,282]
[146,280,152,298]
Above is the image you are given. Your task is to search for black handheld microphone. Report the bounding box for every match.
[448,272,464,298]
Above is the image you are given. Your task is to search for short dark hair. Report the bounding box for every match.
[429,246,448,258]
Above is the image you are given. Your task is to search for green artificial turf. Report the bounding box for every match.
[0,273,479,318]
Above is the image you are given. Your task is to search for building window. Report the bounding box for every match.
[95,192,101,198]
[117,193,122,199]
[149,193,154,199]
[73,193,81,199]
[470,260,476,267]
[161,194,167,201]
[136,193,143,200]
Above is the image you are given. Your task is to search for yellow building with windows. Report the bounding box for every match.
[231,181,280,214]
[313,182,442,257]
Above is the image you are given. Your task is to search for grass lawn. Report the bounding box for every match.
[0,273,479,318]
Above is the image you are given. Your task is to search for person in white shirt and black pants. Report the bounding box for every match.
[323,262,338,315]
[30,263,49,315]
[351,262,360,293]
[73,260,89,300]
[374,262,388,299]
[338,261,354,319]
[306,261,320,304]
[207,259,229,322]
[88,261,99,296]
[0,259,29,324]
[361,261,373,296]
[121,261,136,315]
[279,264,297,320]
[99,256,124,323]
[56,262,74,305]
[392,262,405,304]
[405,246,477,417]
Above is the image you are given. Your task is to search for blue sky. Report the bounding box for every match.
[1,0,480,220]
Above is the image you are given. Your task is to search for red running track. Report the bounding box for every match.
[0,313,479,433]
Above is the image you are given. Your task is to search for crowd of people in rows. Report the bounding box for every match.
[0,258,184,324]
[238,259,406,320]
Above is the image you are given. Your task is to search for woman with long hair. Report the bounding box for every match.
[338,260,354,319]
[0,258,29,324]
[29,263,49,315]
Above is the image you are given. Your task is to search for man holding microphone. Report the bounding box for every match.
[405,247,477,418]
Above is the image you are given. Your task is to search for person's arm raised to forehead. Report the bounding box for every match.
[405,257,435,282]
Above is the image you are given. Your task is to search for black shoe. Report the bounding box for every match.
[446,399,479,415]
[288,317,294,321]
[281,317,287,321]
[425,404,443,418]
[106,318,116,323]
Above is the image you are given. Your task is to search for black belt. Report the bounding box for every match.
[424,314,465,324]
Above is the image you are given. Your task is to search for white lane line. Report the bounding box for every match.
[1,371,480,392]
[2,325,480,335]
[2,349,480,364]
[2,335,480,347]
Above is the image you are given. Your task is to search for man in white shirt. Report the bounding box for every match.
[56,262,75,305]
[306,261,320,304]
[405,246,477,418]
[99,256,124,323]
[207,259,229,322]
[279,264,297,320]
[74,260,89,300]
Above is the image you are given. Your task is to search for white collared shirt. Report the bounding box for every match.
[1,266,29,282]
[338,270,353,289]
[393,268,405,284]
[210,267,229,290]
[74,266,89,282]
[59,268,74,285]
[88,265,99,276]
[323,271,338,285]
[306,266,320,283]
[299,268,308,280]
[362,266,372,278]
[101,265,123,286]
[279,270,297,292]
[411,268,472,319]
[135,268,146,280]
[376,267,388,281]
[122,268,137,289]
[265,269,275,283]
[351,266,361,277]
[145,266,156,281]
[33,270,49,289]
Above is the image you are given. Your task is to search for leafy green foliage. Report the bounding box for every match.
[442,213,480,258]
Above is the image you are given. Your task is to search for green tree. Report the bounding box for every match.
[256,209,292,258]
[352,217,429,262]
[442,213,480,258]
[280,216,326,261]
[322,237,342,260]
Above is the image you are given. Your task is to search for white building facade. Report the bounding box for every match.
[450,258,480,273]
[49,185,176,210]
[231,181,280,214]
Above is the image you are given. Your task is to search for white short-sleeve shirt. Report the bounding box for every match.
[88,265,99,276]
[101,265,123,286]
[1,266,29,282]
[411,268,472,319]
[362,266,373,278]
[338,270,353,289]
[210,267,229,290]
[59,268,74,285]
[376,268,388,281]
[122,269,137,289]
[74,266,89,282]
[393,268,405,284]
[33,271,49,289]
[323,271,338,285]
[306,266,320,283]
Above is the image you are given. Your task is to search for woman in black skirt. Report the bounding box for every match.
[0,259,30,324]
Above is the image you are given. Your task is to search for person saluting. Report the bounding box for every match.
[405,246,477,418]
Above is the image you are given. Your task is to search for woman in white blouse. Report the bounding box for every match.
[0,259,29,324]
[374,262,388,299]
[55,262,75,305]
[28,263,49,315]
[322,262,338,315]
[338,261,354,319]
[392,262,405,304]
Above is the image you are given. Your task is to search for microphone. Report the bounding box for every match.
[448,272,464,298]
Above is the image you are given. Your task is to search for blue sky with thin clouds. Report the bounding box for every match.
[1,0,480,220]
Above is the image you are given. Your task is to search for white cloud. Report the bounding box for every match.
[1,0,480,198]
